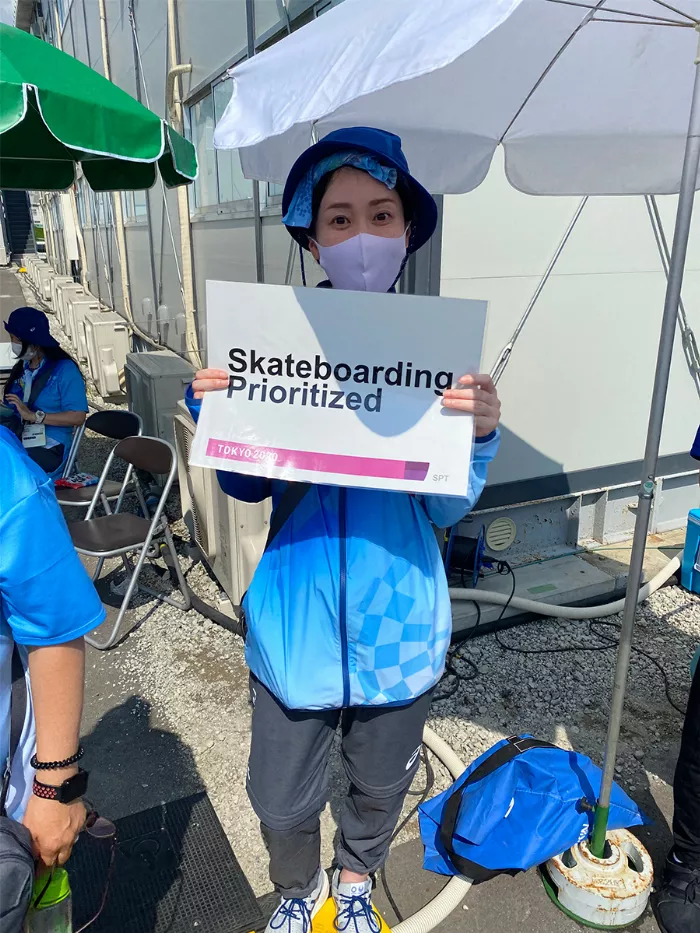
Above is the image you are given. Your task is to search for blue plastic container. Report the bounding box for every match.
[681,508,700,595]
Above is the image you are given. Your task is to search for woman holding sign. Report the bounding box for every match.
[189,128,501,933]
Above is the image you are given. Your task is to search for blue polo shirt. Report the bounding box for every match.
[0,427,105,820]
[692,425,700,461]
[7,358,88,453]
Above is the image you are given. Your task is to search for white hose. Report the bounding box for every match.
[449,554,681,620]
[392,727,472,933]
[390,555,682,933]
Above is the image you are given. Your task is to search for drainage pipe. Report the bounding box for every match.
[392,727,472,933]
[448,553,680,620]
[98,0,134,323]
[166,0,202,369]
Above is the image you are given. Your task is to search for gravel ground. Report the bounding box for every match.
[88,569,698,898]
[23,271,700,899]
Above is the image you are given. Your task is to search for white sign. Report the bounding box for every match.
[189,281,487,497]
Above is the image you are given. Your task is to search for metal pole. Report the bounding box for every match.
[246,0,265,284]
[590,31,700,857]
[490,197,587,385]
[645,194,700,398]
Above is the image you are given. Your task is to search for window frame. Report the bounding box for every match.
[183,0,345,217]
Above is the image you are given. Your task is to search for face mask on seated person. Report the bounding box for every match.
[11,342,37,362]
[312,230,407,293]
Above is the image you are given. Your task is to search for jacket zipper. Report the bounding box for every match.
[339,487,350,707]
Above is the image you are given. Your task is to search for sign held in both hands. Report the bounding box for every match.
[190,281,487,497]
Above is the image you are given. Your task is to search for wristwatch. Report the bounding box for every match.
[34,410,46,424]
[33,768,89,804]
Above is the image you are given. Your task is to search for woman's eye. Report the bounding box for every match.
[331,215,349,226]
[375,211,392,222]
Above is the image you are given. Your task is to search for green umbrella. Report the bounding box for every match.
[0,23,197,191]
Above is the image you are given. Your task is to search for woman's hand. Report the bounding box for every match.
[23,794,86,869]
[191,368,229,400]
[5,393,32,422]
[441,373,501,437]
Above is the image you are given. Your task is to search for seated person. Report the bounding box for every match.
[4,306,88,478]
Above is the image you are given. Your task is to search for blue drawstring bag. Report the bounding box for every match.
[419,735,648,882]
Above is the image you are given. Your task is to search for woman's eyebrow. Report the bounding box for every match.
[323,197,396,211]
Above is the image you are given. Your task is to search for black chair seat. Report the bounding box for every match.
[69,513,151,554]
[56,480,124,505]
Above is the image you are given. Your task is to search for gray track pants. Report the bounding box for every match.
[247,675,433,898]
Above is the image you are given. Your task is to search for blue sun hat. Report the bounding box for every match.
[282,127,438,254]
[5,306,59,348]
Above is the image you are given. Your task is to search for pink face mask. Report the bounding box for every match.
[313,230,407,293]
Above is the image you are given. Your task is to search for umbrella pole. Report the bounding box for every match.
[590,29,700,859]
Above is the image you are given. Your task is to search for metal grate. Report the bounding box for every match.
[68,793,264,933]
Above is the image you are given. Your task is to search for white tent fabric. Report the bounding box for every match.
[213,0,700,196]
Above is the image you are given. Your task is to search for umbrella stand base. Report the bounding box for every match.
[540,830,653,929]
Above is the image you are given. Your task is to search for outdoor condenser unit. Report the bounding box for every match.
[66,297,100,348]
[49,275,74,308]
[173,400,271,606]
[84,311,129,397]
[124,350,195,450]
[28,258,47,289]
[36,265,54,301]
[55,283,87,329]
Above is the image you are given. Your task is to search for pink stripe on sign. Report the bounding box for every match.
[206,438,429,482]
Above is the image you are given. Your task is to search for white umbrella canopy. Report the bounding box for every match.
[214,0,700,197]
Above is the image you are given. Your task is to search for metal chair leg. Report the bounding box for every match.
[86,527,190,649]
[85,544,153,650]
[134,525,191,611]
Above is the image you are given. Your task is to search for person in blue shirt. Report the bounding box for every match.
[4,306,88,477]
[0,424,105,872]
[653,424,700,933]
[189,128,501,933]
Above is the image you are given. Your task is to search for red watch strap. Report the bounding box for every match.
[32,778,60,800]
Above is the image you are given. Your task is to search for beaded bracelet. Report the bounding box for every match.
[30,746,84,771]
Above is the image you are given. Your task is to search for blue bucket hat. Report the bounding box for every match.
[4,306,60,349]
[282,127,438,254]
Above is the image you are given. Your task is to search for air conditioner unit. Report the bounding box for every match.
[55,283,88,329]
[66,297,100,349]
[84,311,130,396]
[36,265,54,301]
[124,350,195,450]
[28,258,48,289]
[173,400,271,606]
[49,275,74,309]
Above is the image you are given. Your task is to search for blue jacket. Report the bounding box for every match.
[185,390,499,710]
[6,358,88,478]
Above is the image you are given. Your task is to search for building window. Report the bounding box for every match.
[121,190,148,221]
[188,84,253,209]
[213,80,254,203]
[56,0,70,29]
[315,0,344,16]
[190,93,217,208]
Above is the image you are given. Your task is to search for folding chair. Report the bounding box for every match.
[56,410,143,513]
[69,436,191,650]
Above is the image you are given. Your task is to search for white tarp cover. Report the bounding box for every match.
[213,0,700,196]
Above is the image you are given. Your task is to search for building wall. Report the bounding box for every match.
[441,149,700,488]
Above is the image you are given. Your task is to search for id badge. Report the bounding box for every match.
[22,423,46,448]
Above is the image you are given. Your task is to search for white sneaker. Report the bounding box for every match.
[332,869,382,933]
[267,869,330,933]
